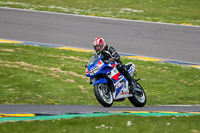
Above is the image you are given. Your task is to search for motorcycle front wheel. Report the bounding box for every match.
[94,83,113,107]
[128,82,147,107]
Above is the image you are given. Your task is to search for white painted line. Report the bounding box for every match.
[0,7,200,28]
[162,105,200,107]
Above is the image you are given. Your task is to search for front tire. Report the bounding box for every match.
[128,82,146,107]
[94,83,113,107]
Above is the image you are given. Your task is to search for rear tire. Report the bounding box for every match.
[128,82,146,107]
[94,83,113,107]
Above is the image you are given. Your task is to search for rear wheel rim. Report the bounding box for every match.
[134,93,145,103]
[134,84,145,103]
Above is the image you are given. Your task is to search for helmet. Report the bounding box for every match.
[93,37,107,54]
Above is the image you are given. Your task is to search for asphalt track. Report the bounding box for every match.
[0,105,200,114]
[0,7,200,115]
[0,7,200,64]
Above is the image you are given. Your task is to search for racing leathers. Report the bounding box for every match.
[99,46,136,93]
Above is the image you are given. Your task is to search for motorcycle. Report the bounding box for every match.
[85,54,146,107]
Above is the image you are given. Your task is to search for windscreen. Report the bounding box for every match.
[87,55,99,66]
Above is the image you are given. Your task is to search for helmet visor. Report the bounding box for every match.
[94,45,102,53]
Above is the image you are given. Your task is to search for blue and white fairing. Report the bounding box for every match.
[85,55,135,100]
[85,54,115,78]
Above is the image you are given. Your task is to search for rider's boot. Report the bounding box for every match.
[126,74,137,94]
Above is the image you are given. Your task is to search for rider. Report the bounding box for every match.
[93,37,137,93]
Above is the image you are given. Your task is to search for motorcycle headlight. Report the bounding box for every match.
[89,67,99,75]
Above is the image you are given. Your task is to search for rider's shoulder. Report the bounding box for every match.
[107,46,116,52]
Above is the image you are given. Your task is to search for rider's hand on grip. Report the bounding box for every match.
[109,57,115,62]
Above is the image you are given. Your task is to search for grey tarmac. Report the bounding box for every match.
[0,8,200,114]
[0,7,200,63]
[0,105,200,114]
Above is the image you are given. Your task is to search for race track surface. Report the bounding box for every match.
[0,8,200,114]
[0,7,200,63]
[0,105,200,114]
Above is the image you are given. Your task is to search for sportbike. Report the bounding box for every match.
[85,54,146,107]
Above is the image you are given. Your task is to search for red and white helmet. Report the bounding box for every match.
[93,37,107,54]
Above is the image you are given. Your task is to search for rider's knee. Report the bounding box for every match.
[117,63,127,74]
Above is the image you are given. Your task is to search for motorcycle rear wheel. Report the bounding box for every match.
[128,82,146,107]
[94,83,113,107]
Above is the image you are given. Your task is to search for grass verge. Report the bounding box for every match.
[0,115,200,133]
[0,0,200,25]
[0,43,200,105]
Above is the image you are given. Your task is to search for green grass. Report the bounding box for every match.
[0,0,200,25]
[0,43,200,105]
[0,115,200,133]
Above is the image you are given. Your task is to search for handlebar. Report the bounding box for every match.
[104,58,116,64]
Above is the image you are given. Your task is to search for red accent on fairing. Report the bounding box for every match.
[120,92,129,95]
[112,72,120,80]
[85,68,89,74]
[111,64,116,68]
[97,60,104,68]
